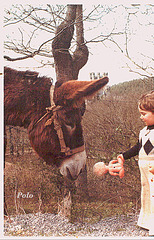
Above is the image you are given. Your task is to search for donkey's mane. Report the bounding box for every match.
[4,67,53,128]
[4,67,52,86]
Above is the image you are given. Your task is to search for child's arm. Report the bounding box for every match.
[108,142,139,178]
[122,141,140,160]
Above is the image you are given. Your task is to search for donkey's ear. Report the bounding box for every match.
[68,77,109,101]
[53,77,109,106]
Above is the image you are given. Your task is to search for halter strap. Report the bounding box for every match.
[45,105,85,156]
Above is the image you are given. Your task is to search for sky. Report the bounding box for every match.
[2,2,154,86]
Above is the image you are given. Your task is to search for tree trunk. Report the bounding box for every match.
[52,4,89,82]
[72,5,89,79]
[52,4,89,206]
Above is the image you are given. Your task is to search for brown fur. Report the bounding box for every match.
[4,67,109,216]
[54,77,109,107]
[4,67,109,166]
[4,67,52,127]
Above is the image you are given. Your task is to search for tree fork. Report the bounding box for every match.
[52,5,76,82]
[72,5,89,79]
[52,4,89,82]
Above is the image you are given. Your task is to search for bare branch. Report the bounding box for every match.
[4,54,34,61]
[4,8,35,27]
[4,4,154,76]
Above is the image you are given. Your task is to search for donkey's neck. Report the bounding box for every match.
[22,106,49,129]
[5,103,50,130]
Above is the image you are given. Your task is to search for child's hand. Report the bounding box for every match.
[117,154,125,165]
[108,160,121,176]
[149,164,154,174]
[117,154,125,178]
[108,159,124,178]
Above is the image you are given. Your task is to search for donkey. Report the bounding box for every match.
[4,66,109,217]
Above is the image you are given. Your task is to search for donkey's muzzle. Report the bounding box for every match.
[59,150,86,180]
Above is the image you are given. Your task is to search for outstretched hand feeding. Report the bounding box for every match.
[108,155,125,178]
[93,154,125,178]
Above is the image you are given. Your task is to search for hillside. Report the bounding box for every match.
[109,77,153,98]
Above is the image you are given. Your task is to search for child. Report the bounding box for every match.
[110,91,154,236]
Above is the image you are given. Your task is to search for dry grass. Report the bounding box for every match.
[4,92,143,222]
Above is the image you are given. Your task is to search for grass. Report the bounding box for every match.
[5,94,142,224]
[5,148,140,223]
[70,199,138,224]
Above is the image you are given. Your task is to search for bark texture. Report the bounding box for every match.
[52,5,89,82]
[52,4,89,203]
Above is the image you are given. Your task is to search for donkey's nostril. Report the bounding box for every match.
[59,150,86,180]
[66,167,78,181]
[66,167,73,180]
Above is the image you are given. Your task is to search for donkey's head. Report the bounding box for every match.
[52,77,109,180]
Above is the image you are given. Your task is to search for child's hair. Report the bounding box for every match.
[138,90,154,112]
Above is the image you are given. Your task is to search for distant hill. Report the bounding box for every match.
[109,78,153,98]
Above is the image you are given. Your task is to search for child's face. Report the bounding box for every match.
[139,109,154,126]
